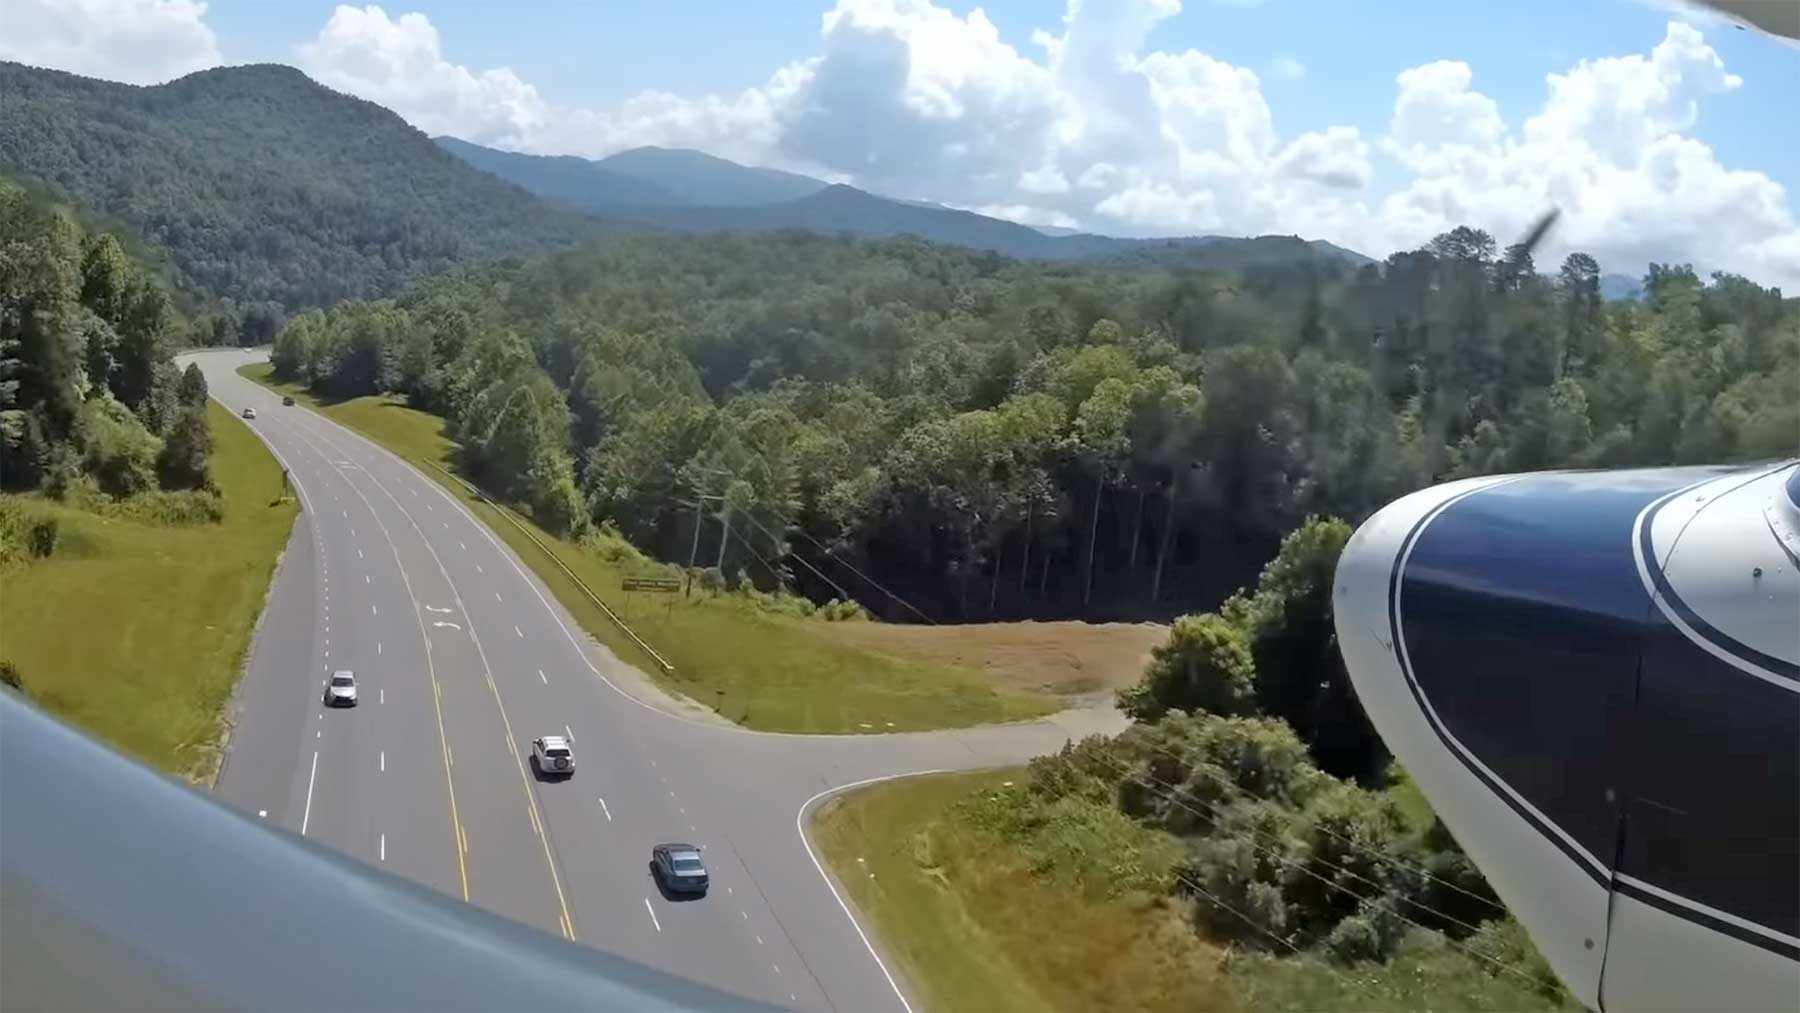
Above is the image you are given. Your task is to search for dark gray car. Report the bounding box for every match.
[650,844,708,895]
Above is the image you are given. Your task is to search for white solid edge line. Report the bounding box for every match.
[797,770,949,1013]
[643,897,662,932]
[301,751,320,836]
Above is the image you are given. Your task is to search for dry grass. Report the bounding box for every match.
[818,619,1168,699]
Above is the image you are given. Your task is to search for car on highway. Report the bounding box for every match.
[531,735,575,779]
[282,396,295,406]
[650,843,709,895]
[322,670,357,707]
[241,406,257,419]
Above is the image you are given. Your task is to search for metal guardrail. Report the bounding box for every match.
[429,463,677,675]
[0,692,766,1010]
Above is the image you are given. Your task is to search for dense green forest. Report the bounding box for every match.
[269,225,1798,623]
[0,62,595,312]
[1,179,214,508]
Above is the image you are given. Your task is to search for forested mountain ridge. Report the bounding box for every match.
[0,62,597,312]
[592,144,830,206]
[269,225,1799,624]
[434,135,1374,268]
[432,136,680,209]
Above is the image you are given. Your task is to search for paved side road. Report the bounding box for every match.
[189,349,1130,1011]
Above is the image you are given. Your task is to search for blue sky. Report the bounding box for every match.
[6,0,1797,285]
[198,0,1797,198]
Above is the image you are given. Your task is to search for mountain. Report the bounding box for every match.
[595,146,827,206]
[435,134,1374,269]
[1599,273,1644,301]
[0,62,595,310]
[433,136,675,209]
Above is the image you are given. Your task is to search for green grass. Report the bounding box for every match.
[0,401,298,779]
[240,363,1054,733]
[814,772,1578,1013]
[812,770,1229,1013]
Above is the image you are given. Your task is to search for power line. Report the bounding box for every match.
[734,508,856,603]
[760,503,938,626]
[1127,734,1510,919]
[1086,749,1545,987]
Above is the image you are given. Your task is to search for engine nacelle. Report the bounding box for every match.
[1334,463,1798,1011]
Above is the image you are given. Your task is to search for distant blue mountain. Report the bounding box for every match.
[1599,273,1643,301]
[436,136,1375,269]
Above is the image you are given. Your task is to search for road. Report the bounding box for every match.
[190,350,1128,1011]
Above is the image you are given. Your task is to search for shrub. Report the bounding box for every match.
[0,660,22,693]
[80,395,161,497]
[1118,612,1258,721]
[27,515,57,557]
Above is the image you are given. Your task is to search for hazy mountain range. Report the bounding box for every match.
[431,136,1374,267]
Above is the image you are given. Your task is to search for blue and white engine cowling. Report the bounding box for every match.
[1334,461,1799,1011]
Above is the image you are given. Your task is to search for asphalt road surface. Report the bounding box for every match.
[191,350,1128,1012]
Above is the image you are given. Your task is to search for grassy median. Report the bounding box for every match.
[811,769,1228,1013]
[240,363,1054,733]
[0,401,298,779]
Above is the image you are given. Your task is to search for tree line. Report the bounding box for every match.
[1,180,213,500]
[269,226,1795,621]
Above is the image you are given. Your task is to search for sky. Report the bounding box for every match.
[4,0,1798,287]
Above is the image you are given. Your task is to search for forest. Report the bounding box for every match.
[1,179,214,512]
[268,224,1798,622]
[0,62,594,313]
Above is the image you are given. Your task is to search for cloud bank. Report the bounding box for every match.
[6,0,1795,286]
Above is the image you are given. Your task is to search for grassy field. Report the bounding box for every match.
[813,772,1579,1013]
[0,401,298,779]
[239,363,1054,733]
[812,769,1229,1013]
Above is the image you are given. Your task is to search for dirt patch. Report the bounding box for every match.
[818,619,1168,699]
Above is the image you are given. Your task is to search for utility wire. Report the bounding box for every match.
[1127,735,1510,918]
[734,509,856,603]
[760,502,938,625]
[1087,750,1545,987]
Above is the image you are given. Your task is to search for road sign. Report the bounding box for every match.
[621,575,682,593]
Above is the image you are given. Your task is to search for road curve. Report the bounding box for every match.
[191,349,1128,1011]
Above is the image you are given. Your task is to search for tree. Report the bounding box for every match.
[156,405,211,489]
[1118,613,1258,721]
[1071,376,1132,609]
[177,362,209,406]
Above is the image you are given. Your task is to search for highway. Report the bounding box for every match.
[188,350,1127,1011]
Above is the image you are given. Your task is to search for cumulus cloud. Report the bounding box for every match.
[290,1,1798,287]
[1371,22,1795,286]
[297,5,549,145]
[0,0,221,85]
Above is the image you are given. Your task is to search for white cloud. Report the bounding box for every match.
[1274,127,1372,188]
[1367,22,1795,286]
[1269,55,1306,80]
[0,0,221,85]
[288,2,1798,288]
[297,5,549,145]
[972,203,1081,229]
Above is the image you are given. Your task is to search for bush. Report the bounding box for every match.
[1118,612,1258,721]
[818,598,871,621]
[1464,918,1569,1002]
[0,501,59,564]
[0,660,22,693]
[79,395,161,497]
[27,516,58,557]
